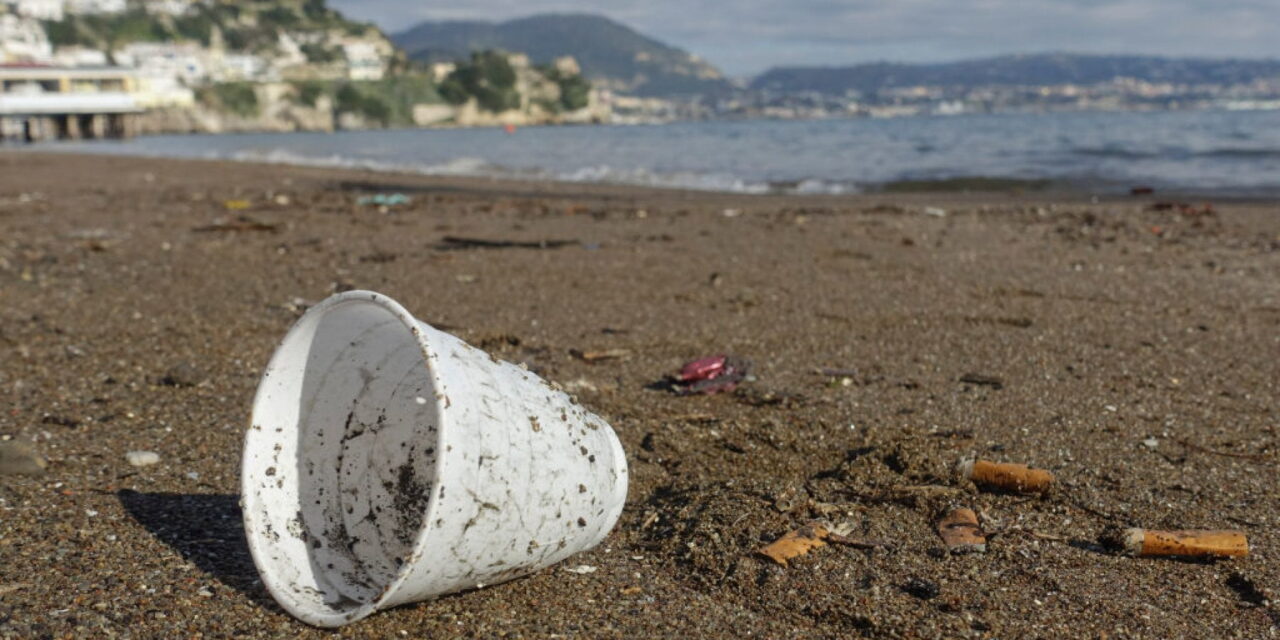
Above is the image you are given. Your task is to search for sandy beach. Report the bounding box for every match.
[1,151,1277,638]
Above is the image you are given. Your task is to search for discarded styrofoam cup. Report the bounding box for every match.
[241,290,628,627]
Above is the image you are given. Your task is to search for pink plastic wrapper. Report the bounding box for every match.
[673,355,751,395]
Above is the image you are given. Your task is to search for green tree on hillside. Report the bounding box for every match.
[438,51,520,112]
[542,66,591,111]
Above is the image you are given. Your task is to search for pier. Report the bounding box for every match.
[0,65,143,143]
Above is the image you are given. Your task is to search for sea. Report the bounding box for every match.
[27,108,1280,197]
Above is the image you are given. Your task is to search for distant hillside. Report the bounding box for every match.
[42,1,387,56]
[751,54,1280,94]
[393,13,731,97]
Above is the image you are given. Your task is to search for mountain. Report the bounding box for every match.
[392,13,731,97]
[751,53,1280,94]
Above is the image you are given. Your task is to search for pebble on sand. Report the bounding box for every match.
[125,450,161,467]
[0,439,47,476]
[161,361,206,387]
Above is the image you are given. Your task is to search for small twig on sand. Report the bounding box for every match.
[667,413,719,423]
[983,527,1068,543]
[439,236,579,250]
[192,216,280,233]
[570,348,632,363]
[1176,438,1273,463]
[827,533,894,550]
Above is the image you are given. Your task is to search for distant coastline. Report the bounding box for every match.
[6,4,1280,139]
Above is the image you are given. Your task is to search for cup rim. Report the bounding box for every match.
[241,290,449,627]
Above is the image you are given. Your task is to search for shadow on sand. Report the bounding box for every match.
[117,490,273,607]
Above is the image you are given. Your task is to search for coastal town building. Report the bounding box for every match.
[273,32,308,70]
[0,13,51,63]
[64,0,125,15]
[5,0,63,21]
[341,41,384,81]
[428,62,455,83]
[115,42,207,85]
[52,45,107,66]
[141,0,202,15]
[131,73,193,108]
[213,52,267,82]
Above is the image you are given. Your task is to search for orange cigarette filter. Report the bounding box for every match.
[937,507,987,553]
[957,457,1054,494]
[1121,528,1248,558]
[758,523,829,566]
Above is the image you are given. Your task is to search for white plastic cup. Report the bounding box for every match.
[241,290,628,627]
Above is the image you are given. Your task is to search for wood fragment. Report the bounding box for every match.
[191,216,279,233]
[867,485,963,507]
[957,457,1054,494]
[936,508,987,553]
[667,412,719,423]
[758,523,829,566]
[995,528,1068,543]
[1117,528,1248,558]
[439,236,579,250]
[826,533,893,550]
[570,348,632,363]
[888,485,963,498]
[1176,438,1273,463]
[959,372,1004,389]
[1025,530,1067,542]
[0,583,29,597]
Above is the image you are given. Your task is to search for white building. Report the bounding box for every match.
[133,74,193,108]
[428,62,455,83]
[216,53,267,82]
[0,13,52,63]
[273,31,307,68]
[53,45,108,66]
[115,41,207,85]
[7,0,63,21]
[141,0,199,15]
[342,41,384,81]
[111,42,201,108]
[65,0,126,15]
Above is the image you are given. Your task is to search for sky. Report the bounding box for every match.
[328,0,1280,77]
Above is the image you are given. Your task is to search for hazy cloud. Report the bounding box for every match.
[329,0,1280,76]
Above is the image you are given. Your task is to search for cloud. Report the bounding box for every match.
[329,0,1280,76]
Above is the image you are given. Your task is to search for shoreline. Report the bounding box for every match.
[14,143,1279,203]
[17,107,1280,201]
[1,152,1277,638]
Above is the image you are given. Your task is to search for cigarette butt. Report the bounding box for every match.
[936,507,987,553]
[758,522,829,566]
[1119,528,1249,558]
[957,457,1054,494]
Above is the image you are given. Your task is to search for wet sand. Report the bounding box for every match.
[0,151,1277,638]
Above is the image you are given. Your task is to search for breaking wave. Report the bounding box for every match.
[223,148,860,194]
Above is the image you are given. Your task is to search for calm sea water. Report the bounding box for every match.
[30,108,1280,196]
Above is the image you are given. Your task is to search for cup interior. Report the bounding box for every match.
[243,295,441,623]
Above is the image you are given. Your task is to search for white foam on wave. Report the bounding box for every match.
[197,147,858,195]
[793,179,856,194]
[558,164,774,194]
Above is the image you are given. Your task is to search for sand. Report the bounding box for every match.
[0,151,1277,638]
